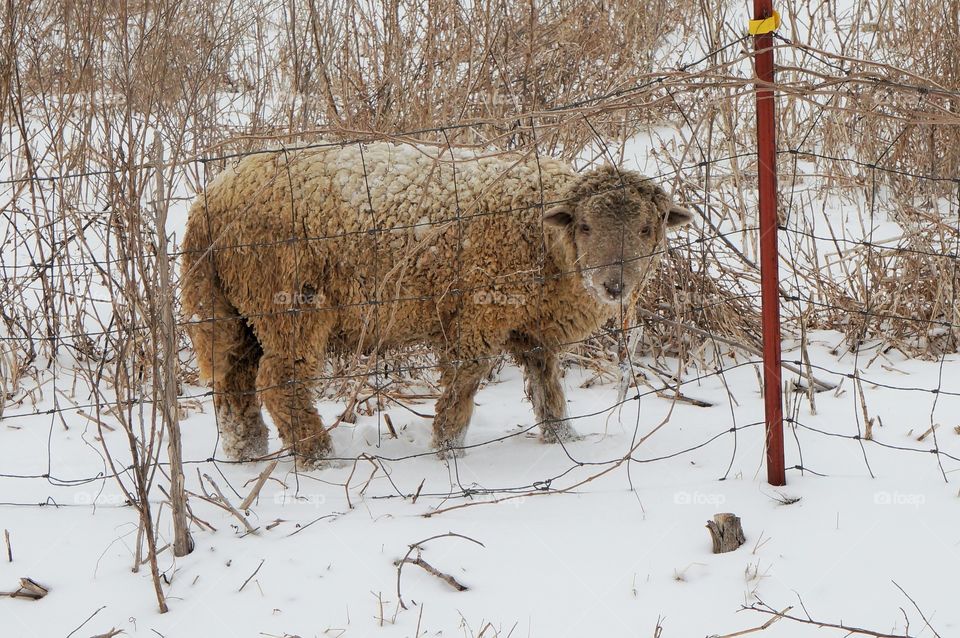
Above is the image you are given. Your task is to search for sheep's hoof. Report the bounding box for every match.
[221,427,269,462]
[539,421,582,444]
[292,441,335,471]
[434,434,467,459]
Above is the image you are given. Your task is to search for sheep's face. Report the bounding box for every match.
[545,167,693,305]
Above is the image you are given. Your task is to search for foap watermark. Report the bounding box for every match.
[874,491,925,508]
[272,286,321,307]
[673,490,726,506]
[488,88,516,107]
[273,492,326,508]
[74,492,128,506]
[472,290,526,306]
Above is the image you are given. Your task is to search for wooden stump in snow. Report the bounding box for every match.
[706,513,745,553]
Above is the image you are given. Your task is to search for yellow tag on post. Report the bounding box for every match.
[749,10,781,35]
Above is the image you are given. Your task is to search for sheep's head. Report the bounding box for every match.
[545,166,693,304]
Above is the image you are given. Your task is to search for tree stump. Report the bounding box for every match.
[706,513,745,553]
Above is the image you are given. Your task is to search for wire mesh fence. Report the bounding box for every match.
[3,40,959,482]
[2,4,960,625]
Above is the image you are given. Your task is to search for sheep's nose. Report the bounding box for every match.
[603,279,623,299]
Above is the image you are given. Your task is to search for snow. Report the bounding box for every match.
[2,328,958,636]
[4,125,958,635]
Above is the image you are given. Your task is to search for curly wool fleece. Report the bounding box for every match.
[180,142,690,465]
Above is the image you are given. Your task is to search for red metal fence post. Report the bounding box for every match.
[753,0,786,486]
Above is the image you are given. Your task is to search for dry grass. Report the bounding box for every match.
[281,0,675,147]
[2,0,960,410]
[771,0,960,357]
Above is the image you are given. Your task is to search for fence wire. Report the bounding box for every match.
[1,35,959,521]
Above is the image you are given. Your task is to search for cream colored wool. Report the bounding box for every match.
[180,142,690,465]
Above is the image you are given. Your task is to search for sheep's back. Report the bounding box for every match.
[198,143,574,350]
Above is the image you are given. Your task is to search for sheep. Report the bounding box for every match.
[180,142,692,466]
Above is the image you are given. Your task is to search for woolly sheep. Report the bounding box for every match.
[180,142,692,466]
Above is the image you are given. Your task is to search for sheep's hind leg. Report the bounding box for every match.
[192,306,268,461]
[432,358,495,458]
[182,216,267,461]
[215,321,269,460]
[509,341,581,444]
[257,352,331,468]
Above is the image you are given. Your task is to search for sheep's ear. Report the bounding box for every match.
[543,205,574,228]
[666,205,693,227]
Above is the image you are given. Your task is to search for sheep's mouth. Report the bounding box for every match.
[582,273,629,306]
[594,287,626,305]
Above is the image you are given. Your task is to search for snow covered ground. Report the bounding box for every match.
[2,326,958,637]
[3,129,958,638]
[4,131,957,637]
[3,3,959,636]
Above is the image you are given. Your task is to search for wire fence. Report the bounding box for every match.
[2,39,959,454]
[2,20,960,616]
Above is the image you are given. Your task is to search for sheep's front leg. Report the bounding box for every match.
[432,358,494,457]
[509,340,580,443]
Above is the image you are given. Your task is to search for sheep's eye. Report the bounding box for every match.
[578,223,591,234]
[639,225,651,235]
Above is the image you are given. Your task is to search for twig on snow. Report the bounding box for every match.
[743,591,939,638]
[1,577,48,600]
[239,460,279,511]
[239,559,265,592]
[394,532,485,610]
[202,474,256,534]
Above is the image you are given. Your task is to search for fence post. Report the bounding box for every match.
[752,0,786,486]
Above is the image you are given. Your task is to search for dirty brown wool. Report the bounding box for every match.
[180,143,692,466]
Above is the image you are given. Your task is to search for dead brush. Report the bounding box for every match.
[775,0,960,198]
[635,246,763,364]
[812,219,960,358]
[281,0,684,153]
[849,0,960,186]
[4,0,960,429]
